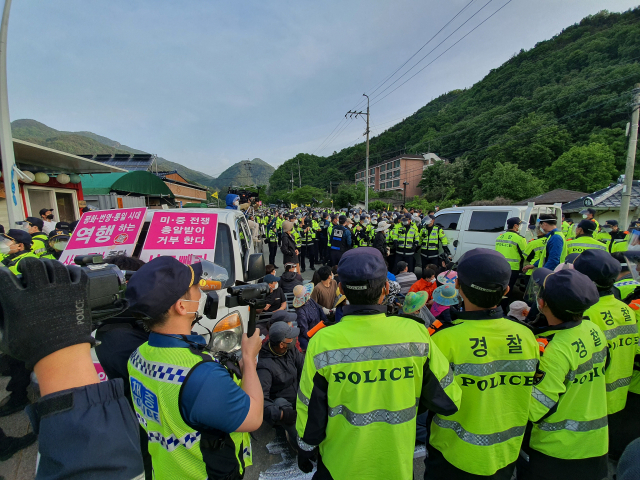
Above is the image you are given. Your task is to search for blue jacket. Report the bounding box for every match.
[295,298,327,350]
[225,194,239,210]
[537,228,564,270]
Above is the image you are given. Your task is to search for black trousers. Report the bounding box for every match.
[425,443,516,480]
[330,249,344,267]
[268,242,278,266]
[6,356,30,402]
[394,252,415,273]
[300,245,314,271]
[421,253,440,271]
[609,392,640,460]
[516,448,608,480]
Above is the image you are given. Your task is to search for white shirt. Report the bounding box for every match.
[42,220,56,235]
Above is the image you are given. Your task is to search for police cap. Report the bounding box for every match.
[573,249,621,288]
[126,256,203,320]
[338,215,347,224]
[605,219,618,227]
[457,248,510,292]
[25,217,44,231]
[533,268,599,315]
[507,217,522,228]
[577,220,596,234]
[2,229,33,247]
[269,321,300,343]
[337,247,387,288]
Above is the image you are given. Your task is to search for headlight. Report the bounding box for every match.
[209,311,243,354]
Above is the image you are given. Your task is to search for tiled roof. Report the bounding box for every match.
[514,189,586,205]
[562,181,640,211]
[77,153,154,171]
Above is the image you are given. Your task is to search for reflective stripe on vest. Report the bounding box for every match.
[565,348,608,383]
[606,376,631,392]
[432,416,525,446]
[129,350,190,384]
[329,398,419,427]
[531,387,556,409]
[452,359,537,377]
[313,342,429,370]
[538,415,608,432]
[604,324,638,341]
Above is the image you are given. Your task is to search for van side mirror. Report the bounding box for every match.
[453,240,459,247]
[245,253,265,282]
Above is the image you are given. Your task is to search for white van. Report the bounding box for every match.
[433,203,563,261]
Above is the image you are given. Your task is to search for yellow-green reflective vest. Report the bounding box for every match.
[395,224,419,254]
[495,231,527,271]
[529,321,609,459]
[276,217,284,232]
[31,233,48,257]
[615,278,640,302]
[538,231,568,268]
[293,227,302,248]
[524,237,547,276]
[296,311,461,480]
[566,235,608,256]
[562,221,571,238]
[584,295,639,414]
[327,223,334,246]
[1,251,39,275]
[128,343,251,479]
[429,310,539,476]
[420,225,448,254]
[353,223,370,247]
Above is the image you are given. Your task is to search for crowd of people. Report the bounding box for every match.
[0,201,639,480]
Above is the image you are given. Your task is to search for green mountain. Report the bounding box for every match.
[10,119,274,189]
[269,8,640,204]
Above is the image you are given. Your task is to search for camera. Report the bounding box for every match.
[225,283,270,337]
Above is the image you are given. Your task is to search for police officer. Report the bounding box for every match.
[420,215,451,270]
[41,228,71,260]
[426,249,539,479]
[296,248,461,479]
[598,219,628,253]
[266,214,279,268]
[0,230,38,275]
[328,215,351,267]
[126,257,263,479]
[580,208,600,231]
[566,220,607,255]
[300,215,315,272]
[23,217,49,257]
[394,213,419,273]
[521,268,608,480]
[524,214,566,272]
[495,217,526,291]
[523,225,547,276]
[573,250,638,461]
[561,214,571,238]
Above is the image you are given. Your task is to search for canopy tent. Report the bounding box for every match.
[80,171,174,198]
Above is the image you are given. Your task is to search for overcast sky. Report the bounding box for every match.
[6,0,638,176]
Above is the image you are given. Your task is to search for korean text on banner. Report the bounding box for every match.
[139,211,218,264]
[59,207,147,265]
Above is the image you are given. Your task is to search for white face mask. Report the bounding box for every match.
[183,290,207,321]
[429,278,436,283]
[0,243,11,255]
[582,214,588,219]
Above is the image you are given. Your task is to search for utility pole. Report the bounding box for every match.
[0,0,24,227]
[290,170,294,193]
[297,158,302,188]
[403,181,409,207]
[620,83,640,229]
[346,93,370,211]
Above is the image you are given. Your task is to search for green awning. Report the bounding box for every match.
[80,171,175,198]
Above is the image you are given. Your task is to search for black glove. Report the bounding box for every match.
[281,407,297,425]
[298,456,314,473]
[0,258,94,369]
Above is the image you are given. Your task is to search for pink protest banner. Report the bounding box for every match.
[139,211,218,264]
[59,207,147,265]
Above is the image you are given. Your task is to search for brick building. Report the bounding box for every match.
[354,153,445,198]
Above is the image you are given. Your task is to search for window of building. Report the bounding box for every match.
[468,211,509,232]
[394,170,400,178]
[435,212,461,230]
[393,180,400,187]
[370,168,374,175]
[394,160,400,168]
[386,181,392,189]
[380,164,386,172]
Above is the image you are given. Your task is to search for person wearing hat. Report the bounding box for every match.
[296,247,461,479]
[429,284,459,325]
[280,263,304,294]
[561,213,571,239]
[41,227,71,260]
[292,284,326,351]
[426,248,539,479]
[257,320,304,450]
[353,214,371,248]
[523,222,547,276]
[126,256,263,479]
[0,229,38,275]
[597,219,629,253]
[23,216,49,257]
[392,213,420,274]
[328,215,352,267]
[573,249,638,460]
[420,215,450,271]
[261,273,287,313]
[566,220,607,256]
[372,220,391,260]
[495,216,527,287]
[518,268,608,480]
[39,208,56,234]
[266,212,280,268]
[402,291,433,326]
[280,221,299,268]
[524,213,567,272]
[580,207,600,232]
[299,214,315,273]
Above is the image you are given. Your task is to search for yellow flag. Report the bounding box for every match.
[212,191,218,199]
[291,203,298,209]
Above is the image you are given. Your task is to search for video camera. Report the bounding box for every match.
[225,283,270,337]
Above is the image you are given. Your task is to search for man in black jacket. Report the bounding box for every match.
[257,322,304,448]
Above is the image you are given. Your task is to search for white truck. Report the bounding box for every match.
[433,203,563,261]
[89,208,266,379]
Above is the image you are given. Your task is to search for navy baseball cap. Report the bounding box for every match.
[564,253,580,264]
[55,221,71,233]
[605,219,618,227]
[457,248,511,291]
[573,249,621,288]
[126,256,203,319]
[2,229,33,247]
[533,268,599,315]
[338,247,387,288]
[39,208,53,216]
[25,217,44,230]
[264,273,280,283]
[507,217,522,228]
[269,321,300,343]
[577,220,596,234]
[269,310,297,326]
[338,215,347,224]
